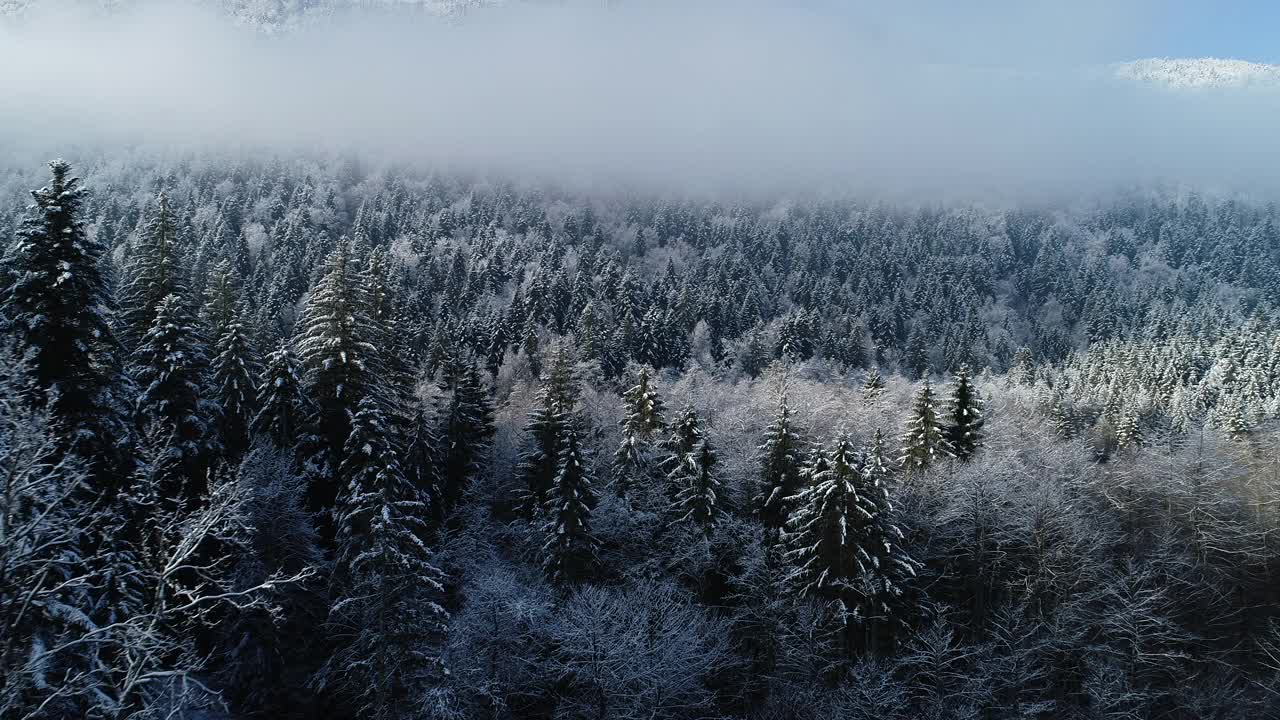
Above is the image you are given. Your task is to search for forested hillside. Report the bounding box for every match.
[2,153,1279,718]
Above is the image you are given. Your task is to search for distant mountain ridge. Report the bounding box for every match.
[1115,57,1280,90]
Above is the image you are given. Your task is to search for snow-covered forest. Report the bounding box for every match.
[0,148,1278,719]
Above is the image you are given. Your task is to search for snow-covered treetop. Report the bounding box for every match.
[1115,57,1280,90]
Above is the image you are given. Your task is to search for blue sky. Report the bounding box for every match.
[798,0,1280,66]
[1152,2,1280,63]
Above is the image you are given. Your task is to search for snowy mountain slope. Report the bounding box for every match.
[1115,57,1280,90]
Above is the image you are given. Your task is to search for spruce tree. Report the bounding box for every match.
[252,344,311,449]
[756,395,807,539]
[132,293,220,498]
[899,379,952,472]
[210,307,262,458]
[294,242,381,518]
[738,326,770,379]
[783,434,918,654]
[432,358,496,522]
[613,366,667,498]
[1117,409,1144,450]
[862,366,886,402]
[322,397,448,719]
[0,160,127,466]
[671,436,723,538]
[944,365,985,461]
[517,346,580,515]
[541,420,599,585]
[661,405,706,501]
[119,191,186,353]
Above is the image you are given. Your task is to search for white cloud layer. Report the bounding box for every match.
[1,0,1278,197]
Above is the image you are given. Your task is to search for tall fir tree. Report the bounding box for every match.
[862,366,886,402]
[613,366,667,499]
[294,242,382,521]
[783,434,918,655]
[251,343,312,450]
[541,420,599,585]
[670,436,723,538]
[431,357,496,525]
[944,365,985,461]
[321,396,449,719]
[132,293,220,499]
[517,346,580,516]
[899,379,953,472]
[210,306,262,458]
[661,405,706,502]
[0,160,127,468]
[755,395,808,540]
[119,191,186,353]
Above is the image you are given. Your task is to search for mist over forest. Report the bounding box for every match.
[2,2,1280,719]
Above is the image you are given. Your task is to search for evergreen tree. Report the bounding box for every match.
[613,366,667,498]
[321,397,449,719]
[119,191,186,352]
[738,326,770,378]
[671,436,723,538]
[783,435,918,654]
[201,259,243,355]
[517,346,580,515]
[541,420,599,585]
[1224,400,1251,442]
[432,358,496,522]
[294,242,381,520]
[661,405,706,501]
[862,366,886,402]
[0,160,126,467]
[1117,409,1144,450]
[755,395,807,539]
[132,293,219,498]
[944,365,985,461]
[252,343,312,449]
[210,308,262,458]
[1009,346,1035,385]
[1051,397,1077,439]
[899,379,953,472]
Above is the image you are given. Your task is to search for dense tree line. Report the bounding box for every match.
[1,155,1278,718]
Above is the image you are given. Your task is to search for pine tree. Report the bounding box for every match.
[1051,397,1076,439]
[1117,409,1144,450]
[132,293,220,498]
[322,397,449,719]
[756,395,808,539]
[613,366,667,498]
[0,160,127,467]
[517,346,580,515]
[862,366,886,402]
[1009,347,1035,386]
[294,242,381,518]
[201,259,241,345]
[1224,400,1251,442]
[738,326,770,378]
[210,308,262,458]
[432,358,495,522]
[119,191,187,353]
[661,405,706,500]
[252,344,312,449]
[944,365,985,461]
[541,420,599,585]
[899,379,953,472]
[783,434,918,654]
[671,437,723,538]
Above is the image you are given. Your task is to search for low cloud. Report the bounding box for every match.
[1,0,1277,198]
